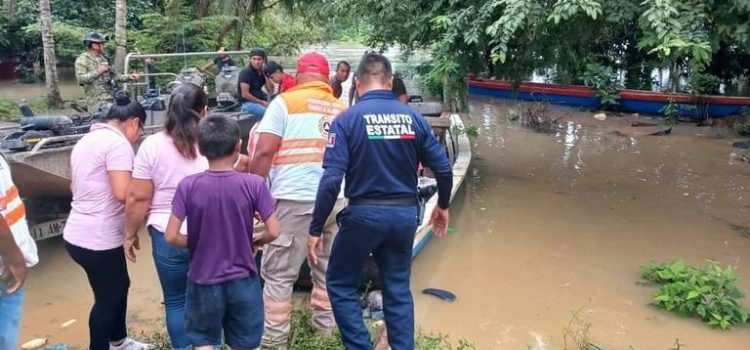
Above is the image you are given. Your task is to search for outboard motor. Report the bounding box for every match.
[178,68,206,88]
[19,103,35,117]
[215,66,240,109]
[20,116,74,131]
[140,88,166,112]
[2,104,101,151]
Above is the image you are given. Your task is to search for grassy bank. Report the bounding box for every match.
[138,309,475,350]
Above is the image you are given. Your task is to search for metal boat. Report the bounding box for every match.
[1,50,261,240]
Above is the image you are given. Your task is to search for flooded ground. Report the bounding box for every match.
[20,232,164,348]
[412,97,750,349]
[0,80,83,102]
[18,96,750,349]
[9,45,750,349]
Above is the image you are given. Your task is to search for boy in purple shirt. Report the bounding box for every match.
[165,115,279,350]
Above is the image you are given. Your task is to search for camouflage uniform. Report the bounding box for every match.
[74,52,129,113]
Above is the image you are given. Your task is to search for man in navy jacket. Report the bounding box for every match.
[309,52,453,350]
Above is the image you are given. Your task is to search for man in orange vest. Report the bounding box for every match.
[0,155,38,350]
[247,52,346,349]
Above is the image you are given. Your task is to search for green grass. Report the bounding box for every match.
[137,308,474,350]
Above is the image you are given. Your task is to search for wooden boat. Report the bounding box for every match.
[467,75,750,118]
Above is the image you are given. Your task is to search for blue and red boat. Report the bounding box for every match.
[467,75,750,118]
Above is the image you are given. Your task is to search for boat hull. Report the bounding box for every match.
[2,114,259,201]
[412,114,472,257]
[468,78,750,118]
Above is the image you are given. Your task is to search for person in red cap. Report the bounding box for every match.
[247,52,346,348]
[263,61,296,97]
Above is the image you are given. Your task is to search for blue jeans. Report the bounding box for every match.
[327,204,419,350]
[241,102,267,117]
[150,227,191,350]
[186,276,263,349]
[0,285,24,350]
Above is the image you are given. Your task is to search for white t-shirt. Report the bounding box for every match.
[255,82,346,202]
[0,155,38,270]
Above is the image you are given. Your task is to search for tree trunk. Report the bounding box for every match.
[442,76,468,113]
[233,0,258,50]
[3,0,15,24]
[217,19,236,47]
[195,0,210,18]
[233,19,245,50]
[39,0,62,107]
[114,0,127,73]
[669,62,680,93]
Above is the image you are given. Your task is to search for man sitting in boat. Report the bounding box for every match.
[263,61,297,98]
[237,48,274,118]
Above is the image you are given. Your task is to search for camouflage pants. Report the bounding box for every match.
[260,199,345,349]
[86,97,112,115]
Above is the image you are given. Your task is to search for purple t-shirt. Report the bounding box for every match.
[172,170,274,285]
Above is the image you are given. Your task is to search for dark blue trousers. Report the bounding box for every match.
[327,204,419,350]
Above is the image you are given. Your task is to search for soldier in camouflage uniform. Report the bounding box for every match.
[75,32,139,113]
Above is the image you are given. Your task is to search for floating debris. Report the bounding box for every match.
[21,338,47,350]
[520,102,561,133]
[593,113,607,121]
[730,152,749,163]
[507,109,521,121]
[732,140,750,149]
[631,120,659,127]
[648,127,672,136]
[422,288,457,302]
[59,319,76,329]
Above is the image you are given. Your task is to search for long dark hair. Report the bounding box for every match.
[105,91,147,126]
[165,84,206,159]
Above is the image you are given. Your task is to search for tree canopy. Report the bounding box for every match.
[1,0,324,74]
[314,0,750,100]
[2,0,750,100]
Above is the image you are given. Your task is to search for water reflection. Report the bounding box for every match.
[412,96,750,350]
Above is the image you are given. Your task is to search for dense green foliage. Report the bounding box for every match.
[641,260,749,330]
[3,0,750,111]
[311,0,750,107]
[733,108,750,136]
[1,0,324,73]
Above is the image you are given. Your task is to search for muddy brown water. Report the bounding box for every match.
[412,97,750,349]
[10,46,750,349]
[19,97,750,349]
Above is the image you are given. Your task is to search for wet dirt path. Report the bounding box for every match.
[412,97,750,349]
[20,231,164,349]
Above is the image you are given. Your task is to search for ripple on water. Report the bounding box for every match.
[413,96,750,350]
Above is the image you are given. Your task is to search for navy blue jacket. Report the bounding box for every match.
[309,90,453,236]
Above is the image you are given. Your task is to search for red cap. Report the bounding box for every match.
[297,52,329,76]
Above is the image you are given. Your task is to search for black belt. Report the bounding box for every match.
[349,197,418,206]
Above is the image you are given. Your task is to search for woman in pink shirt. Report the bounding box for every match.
[123,84,209,350]
[63,92,150,350]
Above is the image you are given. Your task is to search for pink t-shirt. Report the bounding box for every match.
[64,123,134,251]
[132,131,208,234]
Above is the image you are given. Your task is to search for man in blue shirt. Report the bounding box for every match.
[308,52,452,350]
